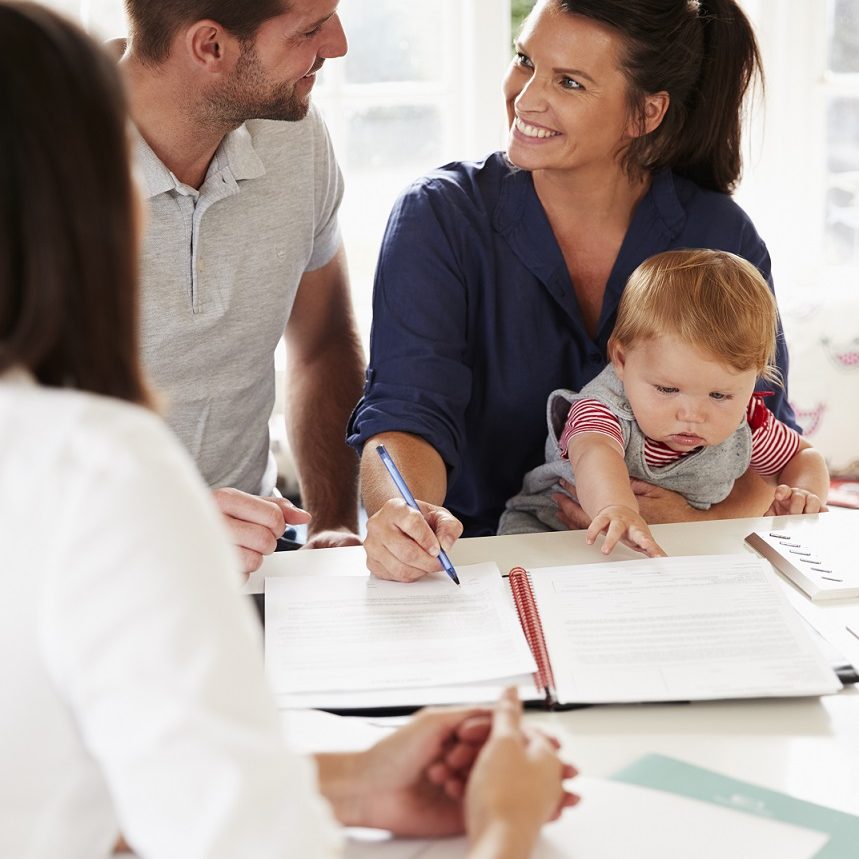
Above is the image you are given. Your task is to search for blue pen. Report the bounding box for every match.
[376,444,460,585]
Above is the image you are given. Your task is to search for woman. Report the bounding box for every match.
[0,4,575,857]
[349,0,798,582]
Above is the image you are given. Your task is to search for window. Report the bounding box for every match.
[48,0,126,36]
[736,0,859,297]
[512,0,537,34]
[824,0,859,267]
[314,0,511,345]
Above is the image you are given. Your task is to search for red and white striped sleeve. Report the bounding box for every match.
[747,395,802,476]
[559,398,624,459]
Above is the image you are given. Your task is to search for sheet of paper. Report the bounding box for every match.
[614,753,859,856]
[528,554,841,704]
[274,674,541,711]
[345,777,829,859]
[265,562,536,697]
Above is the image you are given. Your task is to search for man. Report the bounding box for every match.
[120,0,364,571]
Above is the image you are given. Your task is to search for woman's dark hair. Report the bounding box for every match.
[557,0,762,194]
[124,0,287,65]
[0,1,150,405]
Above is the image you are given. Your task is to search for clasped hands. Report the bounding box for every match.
[326,688,578,846]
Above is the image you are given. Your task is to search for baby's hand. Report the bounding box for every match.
[766,485,829,516]
[586,505,666,557]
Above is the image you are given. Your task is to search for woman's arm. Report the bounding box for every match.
[47,410,341,858]
[315,689,578,858]
[361,431,464,582]
[350,176,479,579]
[765,440,830,515]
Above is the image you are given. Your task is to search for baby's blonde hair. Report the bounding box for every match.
[608,249,781,383]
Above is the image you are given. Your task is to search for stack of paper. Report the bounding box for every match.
[265,563,538,710]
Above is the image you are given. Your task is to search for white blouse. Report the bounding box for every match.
[0,371,342,858]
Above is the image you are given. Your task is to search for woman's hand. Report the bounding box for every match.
[765,485,828,516]
[465,689,579,858]
[318,703,492,837]
[317,690,578,849]
[364,497,463,582]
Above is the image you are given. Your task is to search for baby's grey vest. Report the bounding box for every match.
[498,364,752,535]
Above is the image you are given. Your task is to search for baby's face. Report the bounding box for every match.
[612,335,759,452]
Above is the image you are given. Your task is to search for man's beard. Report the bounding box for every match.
[203,41,314,128]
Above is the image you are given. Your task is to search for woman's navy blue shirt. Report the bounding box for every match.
[348,153,797,537]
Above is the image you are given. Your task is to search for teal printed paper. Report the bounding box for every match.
[612,754,859,858]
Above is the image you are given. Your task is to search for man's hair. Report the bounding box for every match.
[609,249,780,383]
[124,0,286,65]
[0,1,149,405]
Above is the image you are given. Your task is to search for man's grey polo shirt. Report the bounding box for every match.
[136,105,344,496]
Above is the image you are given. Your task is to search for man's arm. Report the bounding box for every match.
[285,245,364,548]
[360,431,463,582]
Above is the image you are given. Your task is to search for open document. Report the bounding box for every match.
[265,555,841,712]
[527,555,842,705]
[265,563,538,710]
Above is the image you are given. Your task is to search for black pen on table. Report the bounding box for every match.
[375,444,460,586]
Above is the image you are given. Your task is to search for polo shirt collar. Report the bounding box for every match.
[133,129,175,199]
[133,122,266,200]
[218,123,266,182]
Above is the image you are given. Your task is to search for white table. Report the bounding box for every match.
[251,513,859,816]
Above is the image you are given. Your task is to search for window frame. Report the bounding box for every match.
[738,0,859,295]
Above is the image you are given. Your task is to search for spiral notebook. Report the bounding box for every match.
[504,555,841,708]
[265,555,841,712]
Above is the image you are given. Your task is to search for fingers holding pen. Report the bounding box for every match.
[364,498,462,582]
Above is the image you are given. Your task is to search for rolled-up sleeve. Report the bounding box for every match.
[347,178,476,477]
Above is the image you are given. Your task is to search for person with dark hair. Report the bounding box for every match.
[349,0,800,583]
[0,3,577,857]
[119,0,365,573]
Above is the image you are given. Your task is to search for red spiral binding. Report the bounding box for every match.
[508,566,556,697]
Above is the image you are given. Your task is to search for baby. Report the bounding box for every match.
[499,249,829,555]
